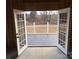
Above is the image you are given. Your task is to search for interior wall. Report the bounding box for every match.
[6,0,16,49]
[23,0,71,10]
[23,2,59,10]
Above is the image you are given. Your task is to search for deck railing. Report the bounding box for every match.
[26,22,57,34]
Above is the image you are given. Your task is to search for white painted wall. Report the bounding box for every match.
[27,33,58,46]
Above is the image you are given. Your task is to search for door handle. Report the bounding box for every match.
[16,33,20,38]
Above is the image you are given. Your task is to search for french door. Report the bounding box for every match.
[14,12,27,55]
[58,8,70,55]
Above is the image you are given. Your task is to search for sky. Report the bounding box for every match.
[25,11,58,15]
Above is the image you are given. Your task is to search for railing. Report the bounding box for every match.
[26,22,57,34]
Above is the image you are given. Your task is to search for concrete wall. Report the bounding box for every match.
[27,33,58,46]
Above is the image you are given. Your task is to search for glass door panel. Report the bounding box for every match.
[14,12,27,55]
[58,8,70,55]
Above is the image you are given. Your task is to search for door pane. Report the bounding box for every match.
[59,13,68,48]
[16,13,26,49]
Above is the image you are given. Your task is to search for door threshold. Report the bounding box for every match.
[28,46,57,47]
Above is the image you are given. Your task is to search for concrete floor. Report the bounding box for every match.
[16,47,68,59]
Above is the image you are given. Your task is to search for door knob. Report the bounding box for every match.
[16,33,20,38]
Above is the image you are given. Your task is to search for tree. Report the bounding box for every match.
[30,11,37,22]
[40,11,51,24]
